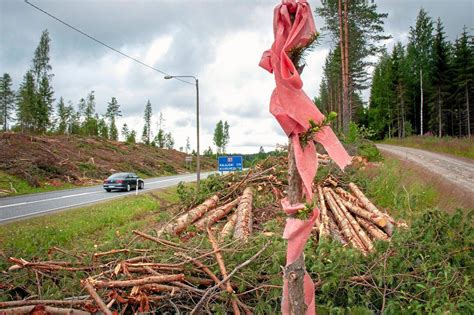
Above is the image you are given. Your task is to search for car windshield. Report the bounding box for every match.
[108,173,128,179]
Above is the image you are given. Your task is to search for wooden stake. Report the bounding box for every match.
[284,140,307,315]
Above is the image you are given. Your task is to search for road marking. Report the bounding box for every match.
[0,191,102,209]
[0,195,126,223]
[0,174,199,209]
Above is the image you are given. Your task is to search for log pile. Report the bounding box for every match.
[316,182,400,254]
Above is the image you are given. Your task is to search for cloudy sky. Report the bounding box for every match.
[1,0,472,153]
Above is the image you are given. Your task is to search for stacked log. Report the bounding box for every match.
[318,182,396,253]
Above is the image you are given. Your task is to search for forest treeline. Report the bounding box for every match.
[0,30,176,148]
[316,1,473,140]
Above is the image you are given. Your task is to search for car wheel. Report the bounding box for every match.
[139,182,144,189]
[126,184,131,192]
[105,189,111,192]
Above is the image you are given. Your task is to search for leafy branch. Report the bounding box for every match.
[299,111,338,147]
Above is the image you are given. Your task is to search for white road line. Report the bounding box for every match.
[0,195,126,223]
[0,175,198,210]
[0,191,103,209]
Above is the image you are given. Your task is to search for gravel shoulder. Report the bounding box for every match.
[376,144,474,208]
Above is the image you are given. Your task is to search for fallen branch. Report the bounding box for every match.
[207,227,241,315]
[82,280,112,315]
[89,274,185,288]
[220,212,238,240]
[190,242,270,315]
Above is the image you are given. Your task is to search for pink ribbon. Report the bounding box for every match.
[259,1,351,314]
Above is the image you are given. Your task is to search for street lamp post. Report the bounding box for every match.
[164,75,201,191]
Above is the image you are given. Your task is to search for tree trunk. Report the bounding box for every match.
[344,0,351,127]
[284,139,307,315]
[438,87,442,137]
[420,68,424,135]
[338,0,348,134]
[466,85,471,137]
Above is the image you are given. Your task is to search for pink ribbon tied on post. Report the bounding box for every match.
[259,0,351,314]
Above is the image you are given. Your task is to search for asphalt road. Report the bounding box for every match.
[0,172,214,224]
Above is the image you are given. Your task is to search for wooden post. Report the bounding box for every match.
[284,140,307,315]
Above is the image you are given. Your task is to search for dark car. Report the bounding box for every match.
[103,172,144,192]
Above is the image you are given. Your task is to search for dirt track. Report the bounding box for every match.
[376,144,474,206]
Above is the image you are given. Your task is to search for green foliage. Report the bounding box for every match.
[177,174,227,206]
[141,100,152,144]
[0,73,15,131]
[213,120,230,154]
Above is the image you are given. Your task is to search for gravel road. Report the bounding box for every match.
[376,144,474,197]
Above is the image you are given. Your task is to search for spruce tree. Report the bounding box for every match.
[154,112,165,148]
[430,18,450,137]
[452,27,474,137]
[97,117,109,138]
[127,130,137,144]
[16,71,36,132]
[0,73,15,131]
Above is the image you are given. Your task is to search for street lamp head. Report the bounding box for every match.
[164,75,173,79]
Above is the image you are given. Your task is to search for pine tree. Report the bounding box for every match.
[317,0,389,133]
[0,73,15,131]
[141,100,152,144]
[106,97,121,141]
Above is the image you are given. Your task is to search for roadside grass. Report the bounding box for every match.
[381,136,474,159]
[0,187,179,262]
[355,157,440,220]
[0,171,77,197]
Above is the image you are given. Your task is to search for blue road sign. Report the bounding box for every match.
[218,156,243,172]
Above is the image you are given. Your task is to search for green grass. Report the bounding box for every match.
[0,171,77,197]
[356,157,440,220]
[0,187,178,260]
[381,136,474,159]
